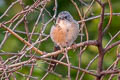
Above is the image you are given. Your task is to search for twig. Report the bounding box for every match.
[105,41,120,53]
[78,13,120,23]
[96,0,105,80]
[39,58,98,77]
[0,0,19,19]
[103,0,112,34]
[0,24,44,55]
[41,40,97,58]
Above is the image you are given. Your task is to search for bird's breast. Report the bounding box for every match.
[50,20,79,47]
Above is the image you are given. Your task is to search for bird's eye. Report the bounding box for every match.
[64,16,67,19]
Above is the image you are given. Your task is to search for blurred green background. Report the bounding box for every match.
[0,0,120,80]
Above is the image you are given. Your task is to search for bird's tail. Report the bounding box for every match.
[41,46,60,80]
[48,45,60,71]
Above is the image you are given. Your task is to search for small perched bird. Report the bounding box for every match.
[49,11,79,71]
[50,11,79,48]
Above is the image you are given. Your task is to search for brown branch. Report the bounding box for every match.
[4,0,49,24]
[78,13,120,23]
[0,23,98,58]
[20,1,34,78]
[95,0,105,80]
[16,72,38,80]
[101,70,120,75]
[40,58,98,77]
[103,0,113,34]
[41,40,97,58]
[105,30,120,48]
[14,30,48,36]
[0,0,19,19]
[0,59,36,71]
[0,23,44,55]
[104,41,120,53]
[0,0,120,79]
[0,53,98,77]
[29,2,47,40]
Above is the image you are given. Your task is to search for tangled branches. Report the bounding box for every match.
[0,0,120,80]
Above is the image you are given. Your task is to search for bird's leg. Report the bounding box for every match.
[71,43,78,52]
[72,43,78,49]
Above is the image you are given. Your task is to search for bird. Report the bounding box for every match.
[50,11,79,48]
[49,11,79,71]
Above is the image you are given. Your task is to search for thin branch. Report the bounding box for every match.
[0,59,36,71]
[0,24,44,55]
[78,13,120,23]
[105,41,120,53]
[101,70,120,75]
[103,0,113,34]
[41,40,97,58]
[40,58,98,77]
[0,0,19,19]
